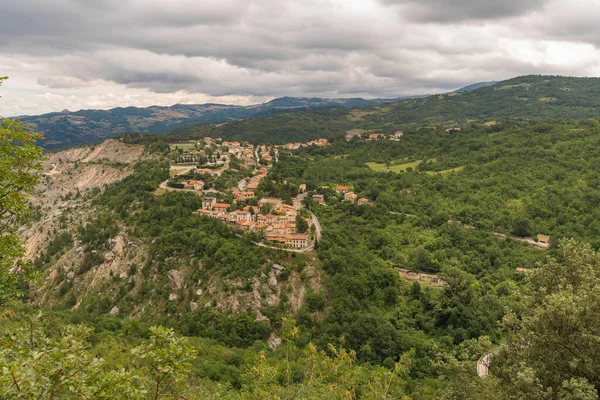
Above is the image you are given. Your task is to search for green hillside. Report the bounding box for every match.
[169,75,600,143]
[20,97,415,149]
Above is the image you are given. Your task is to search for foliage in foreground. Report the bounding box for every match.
[0,76,44,307]
[0,314,411,399]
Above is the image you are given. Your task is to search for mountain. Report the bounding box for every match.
[18,96,418,149]
[168,75,600,144]
[451,80,497,92]
[17,82,493,149]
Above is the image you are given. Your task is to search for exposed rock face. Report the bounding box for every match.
[267,332,282,350]
[272,264,284,273]
[268,271,278,289]
[109,306,119,315]
[168,270,183,290]
[169,294,178,301]
[104,251,115,262]
[190,302,198,312]
[66,271,75,280]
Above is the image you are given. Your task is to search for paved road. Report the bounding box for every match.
[310,212,322,242]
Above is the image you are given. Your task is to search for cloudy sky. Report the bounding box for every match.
[1,0,599,116]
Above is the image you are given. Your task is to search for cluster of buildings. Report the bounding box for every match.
[345,130,404,141]
[282,138,330,150]
[194,196,312,248]
[310,185,374,206]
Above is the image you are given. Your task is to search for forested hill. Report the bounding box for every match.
[18,96,418,149]
[169,75,600,144]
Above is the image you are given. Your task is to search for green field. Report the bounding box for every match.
[366,159,422,173]
[169,143,196,150]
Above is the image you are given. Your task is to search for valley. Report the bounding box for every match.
[6,75,600,398]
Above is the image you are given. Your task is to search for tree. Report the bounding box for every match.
[296,214,308,233]
[0,313,145,399]
[490,240,600,399]
[0,77,44,307]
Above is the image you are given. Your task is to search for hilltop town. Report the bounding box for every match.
[163,136,379,250]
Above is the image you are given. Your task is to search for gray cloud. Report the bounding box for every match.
[380,0,545,22]
[0,0,599,116]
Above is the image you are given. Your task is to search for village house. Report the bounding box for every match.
[234,210,253,222]
[259,197,283,209]
[284,142,302,150]
[335,185,350,193]
[357,198,375,206]
[312,194,325,204]
[202,197,216,210]
[344,192,358,202]
[218,213,234,224]
[286,234,309,248]
[212,203,230,214]
[185,179,204,190]
[243,205,259,214]
[368,133,385,141]
[390,131,404,141]
[258,214,280,224]
[233,191,256,202]
[236,220,255,231]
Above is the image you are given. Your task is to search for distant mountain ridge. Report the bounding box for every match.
[166,75,600,145]
[16,82,488,149]
[17,96,402,149]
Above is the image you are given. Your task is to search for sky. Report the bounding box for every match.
[1,0,599,116]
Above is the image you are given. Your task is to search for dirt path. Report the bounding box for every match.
[43,163,61,176]
[492,232,548,249]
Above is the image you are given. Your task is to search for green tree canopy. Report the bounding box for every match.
[0,77,45,307]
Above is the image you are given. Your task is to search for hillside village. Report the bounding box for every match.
[165,136,376,249]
